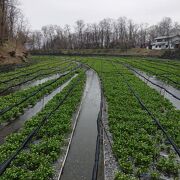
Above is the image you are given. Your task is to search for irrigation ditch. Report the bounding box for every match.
[0,57,69,78]
[0,65,81,122]
[110,60,180,158]
[128,61,180,78]
[0,57,179,179]
[123,63,180,110]
[0,61,108,180]
[0,74,78,144]
[0,62,73,96]
[0,66,85,175]
[58,68,103,180]
[0,61,67,84]
[114,58,180,88]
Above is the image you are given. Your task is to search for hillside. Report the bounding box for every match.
[0,41,28,66]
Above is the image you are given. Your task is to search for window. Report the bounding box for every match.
[175,44,179,48]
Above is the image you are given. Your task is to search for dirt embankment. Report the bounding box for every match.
[61,48,161,55]
[0,41,28,66]
[31,48,167,58]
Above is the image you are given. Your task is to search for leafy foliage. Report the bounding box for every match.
[79,57,180,179]
[0,71,85,179]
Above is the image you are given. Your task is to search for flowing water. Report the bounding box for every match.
[133,69,180,110]
[60,69,101,180]
[0,74,77,144]
[2,72,68,96]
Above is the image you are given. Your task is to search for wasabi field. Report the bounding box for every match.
[0,56,179,180]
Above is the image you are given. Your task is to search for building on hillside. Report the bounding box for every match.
[152,35,180,50]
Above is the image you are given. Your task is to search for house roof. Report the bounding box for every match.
[155,36,168,40]
[155,34,180,40]
[152,42,166,46]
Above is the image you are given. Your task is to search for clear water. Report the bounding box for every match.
[61,70,101,180]
[0,75,77,144]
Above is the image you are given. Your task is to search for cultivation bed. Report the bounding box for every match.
[128,66,180,109]
[0,68,78,126]
[0,68,86,179]
[0,74,78,144]
[118,57,180,90]
[0,56,179,180]
[76,57,180,180]
[0,61,73,96]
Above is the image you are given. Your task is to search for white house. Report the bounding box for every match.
[152,35,180,50]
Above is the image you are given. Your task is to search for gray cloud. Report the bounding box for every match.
[20,0,180,30]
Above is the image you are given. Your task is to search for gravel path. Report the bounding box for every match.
[102,97,119,180]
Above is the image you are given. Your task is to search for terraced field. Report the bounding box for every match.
[0,56,179,180]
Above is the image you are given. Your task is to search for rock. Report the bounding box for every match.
[8,51,16,57]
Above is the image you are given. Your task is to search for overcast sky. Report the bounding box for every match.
[20,0,180,30]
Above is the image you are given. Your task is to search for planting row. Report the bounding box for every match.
[0,56,66,78]
[80,57,179,179]
[0,61,74,96]
[140,57,180,69]
[115,57,180,89]
[0,59,70,84]
[0,60,65,84]
[115,62,179,145]
[0,70,86,179]
[123,57,179,76]
[0,65,79,125]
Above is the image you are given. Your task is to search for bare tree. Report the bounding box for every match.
[29,17,180,52]
[158,17,172,36]
[75,20,85,49]
[13,12,30,52]
[7,0,20,39]
[0,0,8,44]
[0,0,30,49]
